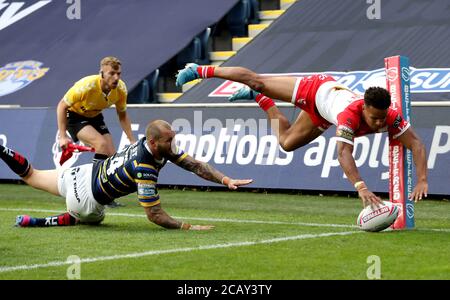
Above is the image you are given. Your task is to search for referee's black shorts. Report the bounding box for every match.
[66,111,110,142]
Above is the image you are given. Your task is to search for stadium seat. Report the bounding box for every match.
[248,0,260,24]
[127,80,149,104]
[198,27,212,64]
[226,0,251,37]
[146,68,159,103]
[127,69,159,104]
[176,28,211,69]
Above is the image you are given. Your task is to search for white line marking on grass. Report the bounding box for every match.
[1,207,449,232]
[0,207,357,228]
[0,230,360,273]
[418,228,450,233]
[0,208,63,214]
[173,216,359,228]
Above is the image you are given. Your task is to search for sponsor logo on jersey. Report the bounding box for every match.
[209,67,450,97]
[392,115,402,128]
[138,183,156,197]
[0,60,49,97]
[141,172,157,180]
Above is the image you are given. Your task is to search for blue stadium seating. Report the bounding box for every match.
[146,68,160,103]
[176,28,211,69]
[127,69,159,104]
[248,0,260,24]
[131,1,258,100]
[226,0,251,37]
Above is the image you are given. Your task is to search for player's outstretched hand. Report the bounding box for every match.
[359,188,384,209]
[189,224,215,231]
[410,180,428,202]
[226,178,253,190]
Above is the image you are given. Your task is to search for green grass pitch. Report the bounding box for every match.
[0,183,449,280]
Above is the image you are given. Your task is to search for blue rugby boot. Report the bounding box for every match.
[15,215,33,227]
[175,63,200,86]
[228,86,260,102]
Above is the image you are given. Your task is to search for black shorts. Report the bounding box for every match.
[66,111,110,142]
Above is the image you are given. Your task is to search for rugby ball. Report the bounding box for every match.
[357,201,400,232]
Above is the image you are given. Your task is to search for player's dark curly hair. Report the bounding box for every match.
[364,87,391,110]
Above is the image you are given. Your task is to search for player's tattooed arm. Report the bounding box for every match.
[144,204,183,229]
[176,155,224,184]
[144,204,215,230]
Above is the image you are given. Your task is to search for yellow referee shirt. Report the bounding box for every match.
[63,75,127,118]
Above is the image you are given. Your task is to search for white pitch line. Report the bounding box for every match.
[0,230,360,273]
[0,207,357,228]
[0,208,63,214]
[1,207,449,232]
[172,216,358,228]
[418,228,450,233]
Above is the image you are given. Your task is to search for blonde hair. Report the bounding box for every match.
[100,56,121,70]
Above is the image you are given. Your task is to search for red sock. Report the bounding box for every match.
[57,212,77,225]
[255,94,275,111]
[0,145,30,177]
[196,66,215,78]
[25,212,78,227]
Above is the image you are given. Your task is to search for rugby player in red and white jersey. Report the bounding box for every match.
[176,64,428,207]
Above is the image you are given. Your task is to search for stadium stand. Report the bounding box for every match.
[0,0,240,106]
[132,0,279,102]
[175,0,450,104]
[163,0,291,96]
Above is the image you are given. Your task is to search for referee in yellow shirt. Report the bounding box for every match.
[56,56,136,207]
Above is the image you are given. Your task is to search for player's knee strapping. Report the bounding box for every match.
[0,145,31,177]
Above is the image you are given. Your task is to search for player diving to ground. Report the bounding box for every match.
[1,120,252,229]
[176,63,428,207]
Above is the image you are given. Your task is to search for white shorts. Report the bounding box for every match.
[315,81,361,125]
[57,164,105,223]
